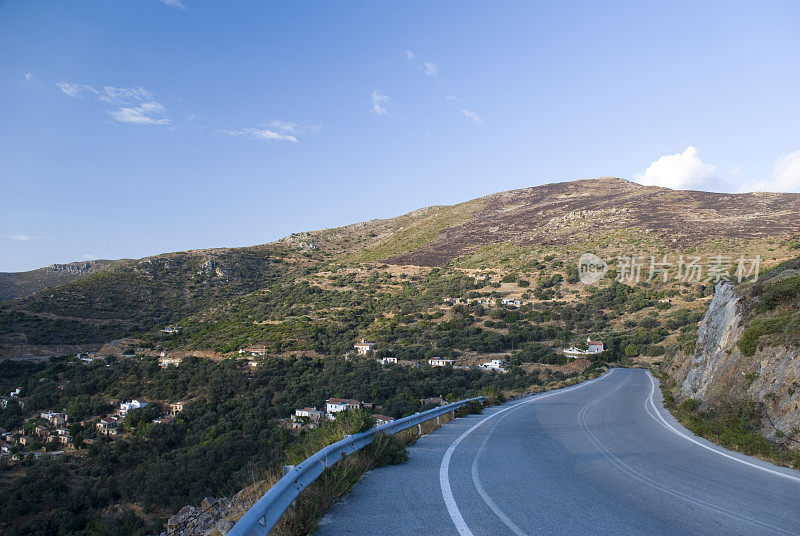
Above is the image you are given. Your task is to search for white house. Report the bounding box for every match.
[325,398,361,414]
[428,358,455,367]
[239,348,268,357]
[159,356,182,368]
[563,337,605,359]
[354,340,376,355]
[372,414,395,427]
[161,326,180,334]
[378,356,398,365]
[118,400,147,417]
[480,359,506,370]
[97,417,119,436]
[500,298,524,308]
[294,407,325,422]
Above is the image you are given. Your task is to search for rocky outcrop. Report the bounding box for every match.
[681,281,800,439]
[682,282,745,400]
[163,481,272,536]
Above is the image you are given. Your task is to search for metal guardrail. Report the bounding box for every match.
[228,396,485,536]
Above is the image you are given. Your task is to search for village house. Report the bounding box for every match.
[325,398,362,414]
[428,358,455,367]
[118,399,147,417]
[500,298,524,308]
[170,401,188,416]
[420,396,446,407]
[354,340,376,355]
[480,359,507,372]
[238,348,268,357]
[372,414,395,427]
[378,356,398,365]
[292,407,326,428]
[41,411,67,427]
[563,337,605,359]
[160,326,181,334]
[55,429,72,446]
[0,441,11,455]
[152,416,175,425]
[159,355,182,368]
[96,417,119,436]
[18,436,32,447]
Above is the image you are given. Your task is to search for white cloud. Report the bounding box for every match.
[731,164,744,175]
[57,82,170,126]
[98,86,154,105]
[8,235,32,241]
[157,0,186,9]
[459,108,483,125]
[57,82,97,98]
[217,120,317,143]
[372,90,390,115]
[741,150,800,193]
[218,128,298,143]
[81,254,99,261]
[108,102,170,125]
[634,146,716,190]
[24,72,33,81]
[445,95,461,103]
[405,50,415,60]
[423,62,438,78]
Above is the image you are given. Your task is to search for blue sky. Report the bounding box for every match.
[2,1,799,272]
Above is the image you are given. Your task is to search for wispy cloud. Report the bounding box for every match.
[423,62,439,78]
[459,108,483,125]
[8,235,32,241]
[445,95,483,125]
[740,150,800,193]
[405,50,415,60]
[372,90,391,115]
[57,82,170,126]
[24,72,33,81]
[157,0,186,9]
[108,102,170,125]
[217,119,307,143]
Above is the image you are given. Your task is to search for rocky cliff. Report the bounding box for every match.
[681,280,800,439]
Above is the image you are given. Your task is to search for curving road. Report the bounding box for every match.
[316,368,800,535]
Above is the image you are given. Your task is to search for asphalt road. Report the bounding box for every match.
[316,368,800,535]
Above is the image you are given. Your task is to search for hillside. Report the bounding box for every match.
[0,260,123,301]
[2,177,800,358]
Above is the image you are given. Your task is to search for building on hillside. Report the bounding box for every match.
[96,417,118,436]
[372,414,395,426]
[500,298,524,308]
[0,441,11,455]
[428,358,455,367]
[160,326,181,334]
[378,356,398,365]
[152,416,175,425]
[293,407,326,425]
[159,356,182,368]
[354,340,376,355]
[239,348,268,357]
[170,401,188,416]
[118,400,147,417]
[420,396,446,407]
[563,337,605,359]
[41,411,67,426]
[480,359,506,371]
[325,398,361,414]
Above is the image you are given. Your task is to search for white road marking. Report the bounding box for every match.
[645,372,800,485]
[578,373,799,535]
[439,369,615,536]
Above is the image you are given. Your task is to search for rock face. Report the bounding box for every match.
[682,282,745,399]
[681,281,800,438]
